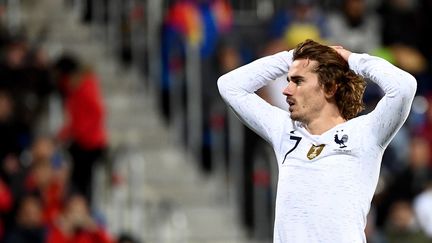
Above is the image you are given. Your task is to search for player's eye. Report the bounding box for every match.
[293,79,303,85]
[287,77,303,85]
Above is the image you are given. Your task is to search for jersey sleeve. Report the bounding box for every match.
[348,53,417,148]
[217,51,293,145]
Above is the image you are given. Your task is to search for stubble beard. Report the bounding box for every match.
[289,110,307,124]
[289,103,317,125]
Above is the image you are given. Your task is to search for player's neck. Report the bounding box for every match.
[304,110,346,135]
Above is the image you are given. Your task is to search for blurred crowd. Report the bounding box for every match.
[0,5,140,243]
[161,0,432,242]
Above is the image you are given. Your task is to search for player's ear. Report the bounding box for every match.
[324,82,337,99]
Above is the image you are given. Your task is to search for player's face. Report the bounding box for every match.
[283,59,327,123]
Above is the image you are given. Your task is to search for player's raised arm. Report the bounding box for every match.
[217,51,293,144]
[343,49,417,148]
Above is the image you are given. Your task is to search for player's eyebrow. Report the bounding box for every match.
[287,75,304,83]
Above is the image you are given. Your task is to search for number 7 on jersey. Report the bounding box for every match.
[282,135,302,164]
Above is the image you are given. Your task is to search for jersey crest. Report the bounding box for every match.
[307,144,325,160]
[334,130,349,148]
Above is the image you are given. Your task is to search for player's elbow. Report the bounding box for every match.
[386,72,417,102]
[403,73,417,98]
[217,74,226,91]
[217,74,232,99]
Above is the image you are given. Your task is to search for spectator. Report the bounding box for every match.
[0,90,21,177]
[25,136,71,227]
[327,0,381,53]
[384,200,429,243]
[414,94,432,166]
[4,195,46,243]
[0,38,34,150]
[22,159,54,220]
[413,181,432,238]
[47,194,112,243]
[54,54,108,204]
[376,136,432,227]
[29,136,56,165]
[24,46,55,128]
[0,40,52,146]
[264,0,329,54]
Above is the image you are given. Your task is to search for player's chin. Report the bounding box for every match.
[289,112,306,123]
[289,112,299,121]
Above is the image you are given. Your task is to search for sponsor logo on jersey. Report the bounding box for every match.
[307,144,325,160]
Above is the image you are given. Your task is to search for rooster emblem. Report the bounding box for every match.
[334,130,348,148]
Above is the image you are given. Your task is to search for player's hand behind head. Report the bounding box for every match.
[330,45,352,62]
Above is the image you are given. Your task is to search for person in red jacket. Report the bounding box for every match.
[54,54,108,205]
[47,194,112,243]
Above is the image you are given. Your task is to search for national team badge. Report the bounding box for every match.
[307,144,325,160]
[334,130,349,148]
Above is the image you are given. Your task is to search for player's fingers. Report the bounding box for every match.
[330,45,343,50]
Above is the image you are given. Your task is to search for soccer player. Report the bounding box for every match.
[217,39,416,242]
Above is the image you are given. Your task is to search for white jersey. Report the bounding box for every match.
[218,51,416,243]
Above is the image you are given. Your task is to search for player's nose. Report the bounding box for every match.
[283,82,295,96]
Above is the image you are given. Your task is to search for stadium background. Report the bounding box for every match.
[0,0,431,242]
